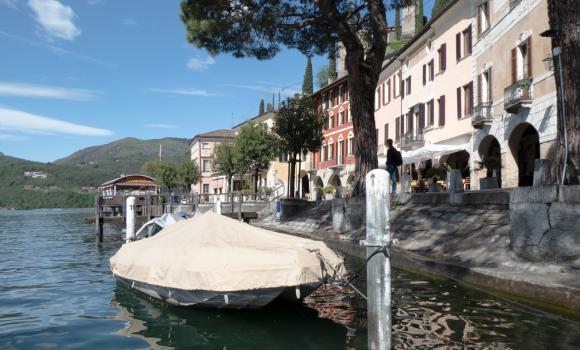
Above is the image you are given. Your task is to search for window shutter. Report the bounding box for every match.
[488,67,493,100]
[477,5,481,36]
[442,44,447,71]
[468,82,474,114]
[430,59,435,80]
[527,37,533,78]
[384,123,389,142]
[419,104,425,130]
[456,33,461,61]
[401,80,405,99]
[467,25,472,54]
[457,87,462,119]
[409,77,412,94]
[511,48,517,83]
[439,96,446,126]
[408,112,414,132]
[400,115,405,135]
[423,65,426,85]
[429,100,435,125]
[477,74,482,104]
[395,117,400,139]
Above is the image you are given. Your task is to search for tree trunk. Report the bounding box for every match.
[289,153,297,199]
[227,174,233,193]
[252,170,258,200]
[548,0,580,184]
[317,0,388,196]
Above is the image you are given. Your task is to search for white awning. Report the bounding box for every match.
[401,142,470,164]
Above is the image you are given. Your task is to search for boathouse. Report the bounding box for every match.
[99,175,160,197]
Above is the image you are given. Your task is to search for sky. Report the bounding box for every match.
[0,0,414,162]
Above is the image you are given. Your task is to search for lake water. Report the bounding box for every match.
[1,209,579,349]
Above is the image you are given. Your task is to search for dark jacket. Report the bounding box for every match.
[386,147,398,166]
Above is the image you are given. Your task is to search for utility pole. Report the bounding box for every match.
[362,169,392,350]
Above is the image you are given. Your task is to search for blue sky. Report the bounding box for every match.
[0,0,410,162]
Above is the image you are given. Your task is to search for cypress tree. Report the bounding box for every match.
[432,0,450,17]
[328,44,337,82]
[415,0,424,33]
[259,99,265,115]
[395,6,401,40]
[302,56,313,95]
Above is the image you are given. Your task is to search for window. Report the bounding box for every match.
[337,140,344,165]
[343,85,349,101]
[426,99,435,126]
[339,85,344,103]
[202,158,210,172]
[405,77,412,95]
[394,72,401,97]
[203,184,209,194]
[320,145,326,162]
[512,38,532,82]
[456,26,472,61]
[438,95,446,126]
[384,123,389,143]
[463,82,474,116]
[327,142,334,160]
[329,114,334,129]
[477,2,490,36]
[347,107,352,123]
[347,137,354,155]
[338,109,345,126]
[329,89,335,108]
[478,68,493,103]
[438,43,447,72]
[428,60,435,81]
[202,142,210,149]
[322,93,328,110]
[383,80,391,105]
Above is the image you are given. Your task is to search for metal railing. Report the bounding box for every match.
[472,101,493,128]
[400,131,424,149]
[504,78,533,112]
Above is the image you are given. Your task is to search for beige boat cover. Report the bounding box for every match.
[110,211,345,292]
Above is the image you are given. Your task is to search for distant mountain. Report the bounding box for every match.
[54,137,191,174]
[0,137,191,209]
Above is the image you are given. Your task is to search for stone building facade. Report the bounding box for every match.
[190,129,235,195]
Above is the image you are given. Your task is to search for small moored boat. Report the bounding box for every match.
[109,211,345,309]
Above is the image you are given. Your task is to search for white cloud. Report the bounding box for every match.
[121,18,139,27]
[186,56,215,71]
[0,30,117,68]
[27,0,81,41]
[144,123,178,129]
[0,107,113,136]
[0,82,98,101]
[0,133,29,141]
[148,87,222,97]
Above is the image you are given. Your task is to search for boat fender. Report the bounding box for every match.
[131,281,135,289]
[224,294,229,305]
[295,286,301,300]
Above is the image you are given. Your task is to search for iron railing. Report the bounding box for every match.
[472,102,493,128]
[400,131,424,149]
[504,78,533,113]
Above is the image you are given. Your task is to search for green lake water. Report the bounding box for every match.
[1,209,579,349]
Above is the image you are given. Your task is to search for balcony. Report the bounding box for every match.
[472,102,493,129]
[400,131,424,150]
[504,78,533,113]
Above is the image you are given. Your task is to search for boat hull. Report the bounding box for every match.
[115,275,320,309]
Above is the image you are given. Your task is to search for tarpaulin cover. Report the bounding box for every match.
[110,211,345,292]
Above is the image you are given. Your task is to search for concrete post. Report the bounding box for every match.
[364,169,391,350]
[533,159,553,186]
[214,198,222,215]
[401,174,412,193]
[125,196,136,244]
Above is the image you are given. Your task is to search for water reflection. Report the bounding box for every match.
[110,285,352,350]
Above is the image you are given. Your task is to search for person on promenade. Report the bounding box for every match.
[386,139,402,193]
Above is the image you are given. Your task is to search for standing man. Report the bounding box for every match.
[386,139,402,193]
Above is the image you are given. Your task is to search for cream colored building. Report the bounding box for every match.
[190,129,235,195]
[470,0,557,189]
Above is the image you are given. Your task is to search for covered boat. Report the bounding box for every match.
[110,211,345,309]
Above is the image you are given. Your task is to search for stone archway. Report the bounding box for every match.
[313,176,324,201]
[301,173,310,198]
[329,174,342,198]
[478,135,502,188]
[508,123,540,187]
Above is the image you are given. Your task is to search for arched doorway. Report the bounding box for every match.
[509,123,540,187]
[444,150,470,178]
[329,174,342,198]
[301,174,310,198]
[478,135,502,187]
[314,176,324,201]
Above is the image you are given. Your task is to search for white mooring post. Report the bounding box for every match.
[125,196,136,244]
[214,198,222,215]
[364,169,392,350]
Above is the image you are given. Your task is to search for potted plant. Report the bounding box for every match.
[322,185,335,200]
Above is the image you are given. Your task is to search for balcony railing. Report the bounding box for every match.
[472,102,493,128]
[400,131,424,150]
[504,78,533,113]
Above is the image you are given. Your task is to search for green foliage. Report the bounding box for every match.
[158,162,179,191]
[259,99,265,115]
[211,142,239,192]
[178,159,200,192]
[302,56,313,95]
[141,159,163,177]
[323,185,335,194]
[235,123,276,177]
[316,67,329,89]
[415,0,424,32]
[432,0,452,17]
[395,5,401,40]
[273,96,323,157]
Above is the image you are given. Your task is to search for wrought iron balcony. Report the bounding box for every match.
[472,102,493,129]
[504,78,533,113]
[400,131,424,150]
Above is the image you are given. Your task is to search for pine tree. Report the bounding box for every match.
[415,0,424,33]
[259,99,265,115]
[302,56,313,95]
[328,44,337,82]
[395,6,401,40]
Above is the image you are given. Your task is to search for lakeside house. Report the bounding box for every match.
[190,129,236,196]
[99,175,159,197]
